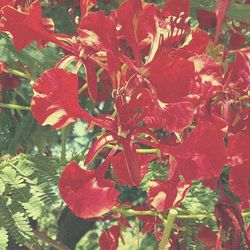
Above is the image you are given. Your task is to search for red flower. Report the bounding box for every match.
[59,161,119,219]
[1,1,58,50]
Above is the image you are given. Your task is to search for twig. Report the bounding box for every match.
[33,230,71,250]
[0,103,30,110]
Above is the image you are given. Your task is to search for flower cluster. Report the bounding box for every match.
[1,0,250,248]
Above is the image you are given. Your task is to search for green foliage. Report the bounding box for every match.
[0,227,8,250]
[0,111,57,155]
[0,33,62,78]
[190,0,250,25]
[0,154,60,245]
[181,182,218,249]
[140,161,167,192]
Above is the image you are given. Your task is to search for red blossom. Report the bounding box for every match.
[59,161,119,219]
[1,1,58,50]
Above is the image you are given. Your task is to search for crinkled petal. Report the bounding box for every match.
[59,161,119,219]
[31,68,92,129]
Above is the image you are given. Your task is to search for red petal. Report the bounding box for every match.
[162,0,190,18]
[0,73,20,90]
[137,3,160,45]
[226,52,250,94]
[1,1,55,50]
[144,101,193,132]
[198,226,217,248]
[214,0,231,44]
[0,0,15,8]
[181,28,210,54]
[84,132,117,165]
[117,0,142,65]
[229,163,250,207]
[59,161,119,218]
[121,139,141,186]
[170,121,226,181]
[112,152,154,186]
[78,11,118,52]
[148,177,190,212]
[31,68,92,129]
[196,9,216,29]
[227,132,250,166]
[99,225,120,250]
[149,54,195,103]
[230,31,245,50]
[80,0,96,17]
[83,60,98,102]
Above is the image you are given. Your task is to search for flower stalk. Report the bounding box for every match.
[0,103,30,110]
[158,209,178,250]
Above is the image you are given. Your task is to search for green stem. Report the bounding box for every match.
[0,103,30,110]
[106,144,159,154]
[112,207,158,217]
[113,207,250,220]
[61,127,70,165]
[177,213,213,219]
[5,68,34,81]
[158,209,178,250]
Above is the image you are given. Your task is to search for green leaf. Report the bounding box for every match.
[0,227,8,250]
